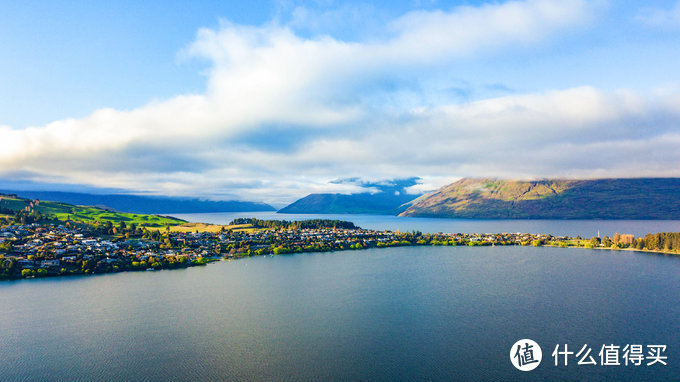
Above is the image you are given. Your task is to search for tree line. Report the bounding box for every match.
[639,232,680,252]
[229,218,357,230]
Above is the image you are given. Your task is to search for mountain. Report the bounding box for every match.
[1,191,275,214]
[399,178,680,219]
[279,177,422,215]
[278,192,419,215]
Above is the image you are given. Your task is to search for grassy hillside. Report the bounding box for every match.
[0,195,185,227]
[399,178,680,219]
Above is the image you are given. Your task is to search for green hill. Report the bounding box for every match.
[399,178,680,219]
[0,194,185,227]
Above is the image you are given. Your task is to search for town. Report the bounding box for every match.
[2,213,669,280]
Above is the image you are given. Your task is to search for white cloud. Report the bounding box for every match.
[637,2,680,28]
[4,0,680,205]
[385,0,593,60]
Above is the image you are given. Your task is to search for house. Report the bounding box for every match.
[17,259,34,269]
[617,234,635,245]
[41,259,61,268]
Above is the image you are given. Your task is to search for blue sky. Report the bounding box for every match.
[1,0,680,205]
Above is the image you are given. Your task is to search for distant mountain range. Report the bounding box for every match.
[9,177,679,219]
[399,178,680,219]
[278,192,419,215]
[2,191,275,214]
[279,177,422,214]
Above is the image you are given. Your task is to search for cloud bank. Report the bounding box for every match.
[1,0,680,205]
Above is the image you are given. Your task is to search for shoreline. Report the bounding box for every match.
[4,218,678,281]
[543,243,680,256]
[10,243,679,283]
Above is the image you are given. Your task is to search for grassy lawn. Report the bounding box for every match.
[146,223,261,233]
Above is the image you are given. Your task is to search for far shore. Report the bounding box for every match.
[543,243,680,256]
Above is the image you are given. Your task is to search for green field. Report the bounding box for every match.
[0,195,185,227]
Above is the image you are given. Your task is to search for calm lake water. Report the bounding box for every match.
[172,211,680,238]
[2,215,680,380]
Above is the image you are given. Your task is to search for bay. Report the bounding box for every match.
[1,242,679,380]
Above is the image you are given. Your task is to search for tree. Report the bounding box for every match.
[193,257,208,265]
[0,241,12,252]
[161,238,172,249]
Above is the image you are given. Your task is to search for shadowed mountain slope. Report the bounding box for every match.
[399,178,680,219]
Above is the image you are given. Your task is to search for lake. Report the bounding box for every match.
[171,211,680,238]
[1,240,679,380]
